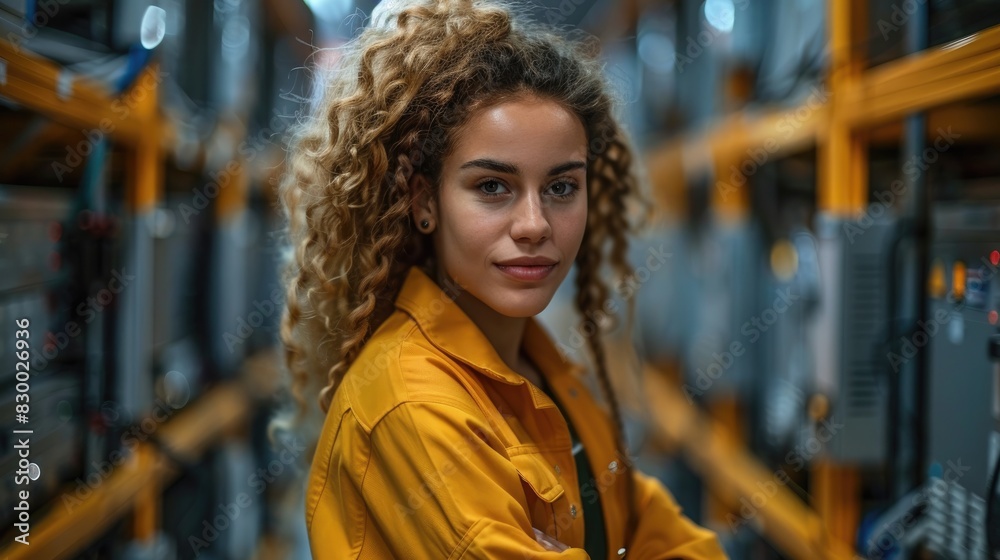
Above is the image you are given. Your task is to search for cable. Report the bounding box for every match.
[882,218,915,503]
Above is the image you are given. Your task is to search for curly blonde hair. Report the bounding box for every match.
[276,0,650,540]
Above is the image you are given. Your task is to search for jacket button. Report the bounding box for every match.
[608,460,618,472]
[554,465,561,475]
[569,504,577,518]
[617,547,626,556]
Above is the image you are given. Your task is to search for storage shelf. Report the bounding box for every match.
[0,39,166,212]
[0,349,283,560]
[639,8,1000,557]
[645,22,1000,217]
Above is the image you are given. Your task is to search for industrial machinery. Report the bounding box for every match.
[855,198,1000,560]
[808,213,897,464]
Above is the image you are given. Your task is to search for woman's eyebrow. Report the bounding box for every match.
[548,161,586,175]
[459,158,586,176]
[460,158,518,174]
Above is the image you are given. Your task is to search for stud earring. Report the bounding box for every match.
[420,219,430,230]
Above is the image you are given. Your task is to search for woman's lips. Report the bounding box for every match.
[494,264,556,281]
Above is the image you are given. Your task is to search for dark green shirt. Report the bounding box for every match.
[537,377,608,559]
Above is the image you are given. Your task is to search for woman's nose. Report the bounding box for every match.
[510,190,552,243]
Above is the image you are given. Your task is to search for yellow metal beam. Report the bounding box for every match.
[868,104,1000,144]
[644,366,860,560]
[845,24,1000,127]
[818,121,868,216]
[128,66,163,213]
[0,349,275,560]
[216,160,249,220]
[644,137,689,223]
[0,40,145,143]
[703,397,745,527]
[813,461,861,550]
[646,103,827,222]
[134,473,160,544]
[213,119,251,220]
[819,0,868,216]
[0,445,156,560]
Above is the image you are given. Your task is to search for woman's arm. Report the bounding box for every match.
[361,400,589,559]
[625,471,728,559]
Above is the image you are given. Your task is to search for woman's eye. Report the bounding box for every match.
[547,181,578,197]
[479,180,509,197]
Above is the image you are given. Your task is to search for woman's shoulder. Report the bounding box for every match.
[336,309,485,432]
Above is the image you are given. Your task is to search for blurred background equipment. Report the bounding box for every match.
[3,0,1000,559]
[0,186,84,533]
[0,0,313,558]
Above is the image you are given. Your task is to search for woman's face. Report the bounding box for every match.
[418,95,589,318]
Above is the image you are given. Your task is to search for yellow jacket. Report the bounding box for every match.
[305,266,727,559]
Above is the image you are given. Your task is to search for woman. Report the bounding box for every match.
[278,0,727,557]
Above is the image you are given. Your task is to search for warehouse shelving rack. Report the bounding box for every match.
[643,2,1000,559]
[0,38,274,559]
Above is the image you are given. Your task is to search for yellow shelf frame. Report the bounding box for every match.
[643,2,1000,557]
[844,23,1000,127]
[0,40,145,144]
[644,366,861,560]
[647,23,1000,217]
[646,103,828,221]
[0,36,269,557]
[0,39,165,212]
[0,350,280,560]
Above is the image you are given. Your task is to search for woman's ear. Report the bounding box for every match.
[409,173,437,233]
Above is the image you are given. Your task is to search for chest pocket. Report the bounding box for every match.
[509,447,565,536]
[448,367,570,535]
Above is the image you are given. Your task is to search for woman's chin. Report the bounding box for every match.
[483,291,556,319]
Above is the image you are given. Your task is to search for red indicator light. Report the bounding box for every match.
[990,310,998,325]
[991,250,1000,266]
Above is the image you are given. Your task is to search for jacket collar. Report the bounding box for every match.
[394,266,580,390]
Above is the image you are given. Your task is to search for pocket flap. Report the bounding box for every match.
[510,450,565,503]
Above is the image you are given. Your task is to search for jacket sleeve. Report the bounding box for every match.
[626,470,728,559]
[362,400,590,559]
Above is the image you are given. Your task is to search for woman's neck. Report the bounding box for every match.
[431,264,536,383]
[454,289,528,371]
